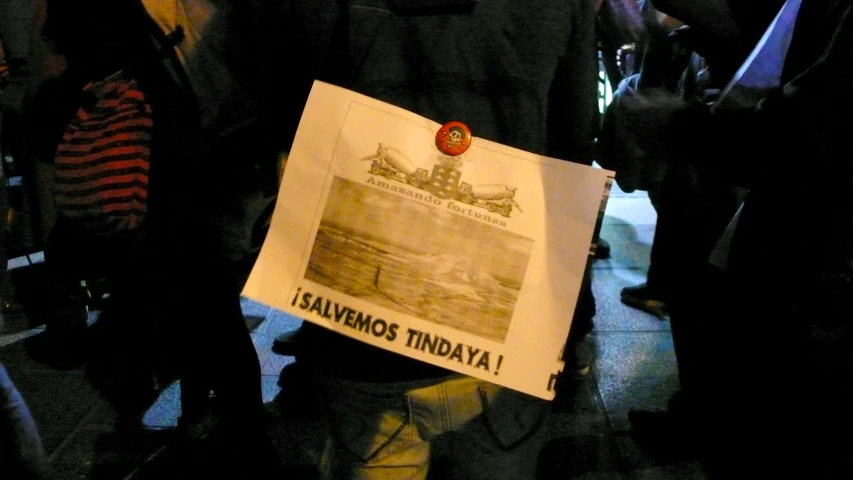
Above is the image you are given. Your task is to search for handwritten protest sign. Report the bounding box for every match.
[243,81,613,399]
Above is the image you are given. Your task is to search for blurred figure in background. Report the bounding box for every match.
[0,0,40,317]
[632,0,853,477]
[0,363,49,480]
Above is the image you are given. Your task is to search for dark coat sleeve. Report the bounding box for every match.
[673,2,853,189]
[546,0,599,165]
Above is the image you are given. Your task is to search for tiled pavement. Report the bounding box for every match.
[0,185,707,479]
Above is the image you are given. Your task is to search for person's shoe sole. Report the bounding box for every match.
[620,294,670,319]
[271,330,301,356]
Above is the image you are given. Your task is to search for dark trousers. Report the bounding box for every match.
[42,217,147,330]
[648,161,743,403]
[42,216,159,386]
[570,266,596,340]
[684,269,853,478]
[645,161,743,298]
[168,265,263,424]
[153,196,264,425]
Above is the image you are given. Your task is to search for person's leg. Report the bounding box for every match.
[169,258,263,427]
[696,275,790,477]
[40,219,90,334]
[25,218,90,367]
[620,180,675,318]
[627,168,743,465]
[153,181,265,424]
[153,245,219,429]
[316,374,548,480]
[668,263,725,411]
[563,266,596,376]
[623,163,743,320]
[315,375,434,480]
[663,161,743,392]
[151,246,275,479]
[621,176,679,317]
[446,383,550,480]
[667,178,743,409]
[84,230,161,405]
[204,286,264,421]
[643,181,672,295]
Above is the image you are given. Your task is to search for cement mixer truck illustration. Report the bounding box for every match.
[363,143,522,217]
[365,144,431,188]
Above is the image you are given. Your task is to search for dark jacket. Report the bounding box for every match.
[678,0,853,325]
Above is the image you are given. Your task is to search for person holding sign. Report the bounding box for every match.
[252,0,604,478]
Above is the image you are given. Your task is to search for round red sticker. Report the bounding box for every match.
[435,121,472,156]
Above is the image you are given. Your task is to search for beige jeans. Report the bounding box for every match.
[316,373,548,480]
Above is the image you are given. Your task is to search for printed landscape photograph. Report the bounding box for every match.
[304,176,534,342]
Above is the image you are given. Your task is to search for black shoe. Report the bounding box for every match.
[594,238,611,260]
[563,338,593,378]
[271,328,302,356]
[620,283,670,319]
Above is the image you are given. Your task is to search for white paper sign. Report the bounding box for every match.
[243,81,613,399]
